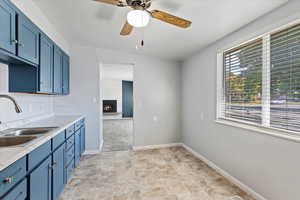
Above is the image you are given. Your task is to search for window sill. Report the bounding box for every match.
[215,119,300,143]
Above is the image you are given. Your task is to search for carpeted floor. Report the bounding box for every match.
[60,147,255,200]
[102,119,133,152]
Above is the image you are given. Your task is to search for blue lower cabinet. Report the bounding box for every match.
[65,134,75,150]
[52,144,65,200]
[75,130,81,167]
[0,120,85,200]
[65,144,74,167]
[29,156,52,200]
[0,157,26,197]
[52,131,65,151]
[2,178,27,200]
[66,124,75,139]
[28,140,51,171]
[80,126,85,155]
[65,160,74,184]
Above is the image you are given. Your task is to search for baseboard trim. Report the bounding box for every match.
[181,144,267,200]
[133,143,182,151]
[99,139,104,152]
[83,149,101,155]
[83,140,104,155]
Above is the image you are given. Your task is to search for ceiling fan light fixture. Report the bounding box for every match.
[127,10,150,28]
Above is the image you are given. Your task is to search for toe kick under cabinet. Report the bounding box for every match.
[0,118,85,200]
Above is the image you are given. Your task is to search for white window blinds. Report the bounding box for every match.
[270,24,300,132]
[219,22,300,133]
[223,39,263,124]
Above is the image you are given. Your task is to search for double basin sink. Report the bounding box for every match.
[0,127,58,147]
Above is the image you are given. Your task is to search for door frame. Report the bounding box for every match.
[99,63,136,150]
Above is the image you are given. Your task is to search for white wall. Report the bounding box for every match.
[0,63,54,126]
[54,45,182,150]
[0,0,69,128]
[181,1,300,200]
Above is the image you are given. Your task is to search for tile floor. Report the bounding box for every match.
[102,119,133,152]
[60,147,255,200]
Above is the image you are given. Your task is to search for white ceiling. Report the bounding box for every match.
[32,0,288,61]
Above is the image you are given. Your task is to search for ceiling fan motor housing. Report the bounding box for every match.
[126,0,152,9]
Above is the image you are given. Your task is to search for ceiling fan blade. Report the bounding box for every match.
[150,10,192,28]
[120,21,134,36]
[93,0,125,7]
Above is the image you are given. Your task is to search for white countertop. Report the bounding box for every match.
[0,115,84,171]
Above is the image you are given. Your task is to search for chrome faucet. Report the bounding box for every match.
[0,95,22,113]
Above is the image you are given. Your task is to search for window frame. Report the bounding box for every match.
[216,19,300,142]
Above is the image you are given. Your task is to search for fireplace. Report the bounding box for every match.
[103,100,117,113]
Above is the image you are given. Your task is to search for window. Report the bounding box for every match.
[270,24,300,132]
[223,39,263,124]
[218,22,300,134]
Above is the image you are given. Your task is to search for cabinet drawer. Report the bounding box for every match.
[74,130,81,167]
[28,141,51,171]
[52,130,65,150]
[75,121,82,131]
[65,134,74,150]
[2,178,27,200]
[0,157,26,197]
[66,124,75,138]
[65,160,74,183]
[65,145,74,167]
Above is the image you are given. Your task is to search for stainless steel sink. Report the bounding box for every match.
[1,127,58,137]
[0,136,37,147]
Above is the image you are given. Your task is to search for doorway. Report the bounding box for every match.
[100,64,134,152]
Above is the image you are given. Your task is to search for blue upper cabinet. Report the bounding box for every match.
[39,34,53,93]
[0,0,16,55]
[17,14,40,65]
[0,0,70,95]
[53,45,63,94]
[62,53,70,95]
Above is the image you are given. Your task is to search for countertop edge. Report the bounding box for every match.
[0,115,84,171]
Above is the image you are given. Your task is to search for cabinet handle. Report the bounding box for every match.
[11,39,18,44]
[18,43,25,47]
[3,177,13,184]
[52,161,57,168]
[48,164,52,171]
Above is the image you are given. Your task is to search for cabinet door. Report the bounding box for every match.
[75,130,80,167]
[39,35,53,93]
[29,156,52,200]
[62,54,70,95]
[80,126,85,155]
[53,46,63,94]
[52,144,65,200]
[0,0,16,54]
[18,14,39,64]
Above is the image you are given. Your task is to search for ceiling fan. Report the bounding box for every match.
[93,0,192,36]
